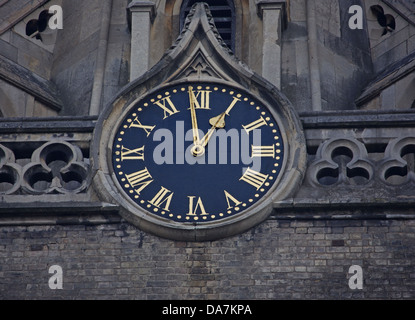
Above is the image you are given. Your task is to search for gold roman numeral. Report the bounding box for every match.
[225,97,241,115]
[251,145,276,158]
[240,168,269,190]
[190,88,212,110]
[129,117,155,137]
[224,190,242,210]
[148,187,174,212]
[125,168,153,195]
[187,196,209,216]
[154,96,180,119]
[121,146,145,161]
[243,116,268,134]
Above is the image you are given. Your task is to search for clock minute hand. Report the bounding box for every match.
[189,86,206,157]
[188,86,201,146]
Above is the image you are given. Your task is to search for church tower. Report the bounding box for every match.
[1,0,415,300]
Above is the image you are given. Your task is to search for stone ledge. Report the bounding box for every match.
[300,110,415,129]
[272,199,415,221]
[0,116,97,133]
[0,201,121,226]
[0,201,118,213]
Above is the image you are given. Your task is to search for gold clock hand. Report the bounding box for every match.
[200,96,239,147]
[188,86,201,146]
[199,112,227,148]
[188,86,206,157]
[190,96,238,157]
[209,113,226,129]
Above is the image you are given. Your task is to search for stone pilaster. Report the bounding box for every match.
[128,1,156,81]
[257,0,287,89]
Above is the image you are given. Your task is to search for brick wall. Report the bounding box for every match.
[1,218,415,299]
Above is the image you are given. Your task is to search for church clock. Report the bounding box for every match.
[92,3,305,241]
[111,82,284,224]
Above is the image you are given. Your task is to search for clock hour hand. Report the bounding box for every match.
[190,95,237,157]
[209,113,226,129]
[201,95,239,145]
[199,112,227,148]
[190,112,226,158]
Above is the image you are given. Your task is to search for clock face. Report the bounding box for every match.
[111,82,284,223]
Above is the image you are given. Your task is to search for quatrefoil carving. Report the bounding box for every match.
[380,137,415,185]
[0,144,22,195]
[308,138,374,187]
[22,141,89,195]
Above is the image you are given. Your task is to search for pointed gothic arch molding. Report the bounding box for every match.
[169,0,246,57]
[180,0,236,51]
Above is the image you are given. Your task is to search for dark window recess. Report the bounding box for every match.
[180,0,235,52]
[25,10,53,41]
[370,5,396,36]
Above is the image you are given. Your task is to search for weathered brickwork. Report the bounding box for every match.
[1,219,415,300]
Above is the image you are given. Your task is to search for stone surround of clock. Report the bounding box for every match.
[92,3,306,241]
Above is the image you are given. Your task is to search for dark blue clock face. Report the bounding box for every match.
[112,82,284,223]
